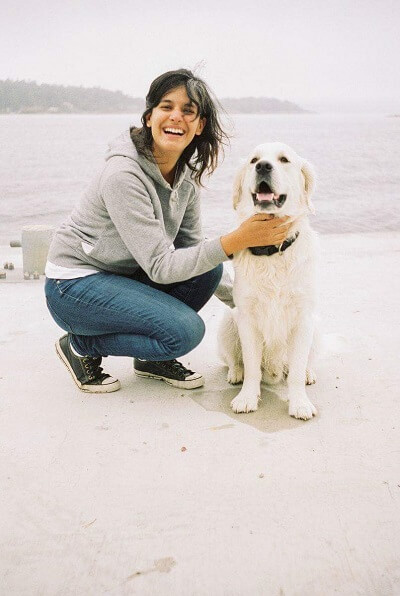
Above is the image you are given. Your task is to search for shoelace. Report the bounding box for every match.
[159,359,195,377]
[82,356,107,381]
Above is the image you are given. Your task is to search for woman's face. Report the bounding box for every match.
[146,86,206,161]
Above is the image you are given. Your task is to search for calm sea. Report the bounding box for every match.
[0,113,399,244]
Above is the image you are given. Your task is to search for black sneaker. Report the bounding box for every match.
[55,334,121,393]
[133,358,204,389]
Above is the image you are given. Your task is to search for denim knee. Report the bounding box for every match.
[169,310,206,358]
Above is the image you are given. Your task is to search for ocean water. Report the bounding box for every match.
[0,113,399,244]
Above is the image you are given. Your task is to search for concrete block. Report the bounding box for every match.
[21,225,55,275]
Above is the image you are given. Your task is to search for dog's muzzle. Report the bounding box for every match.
[252,180,287,210]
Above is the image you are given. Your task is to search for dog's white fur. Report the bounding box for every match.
[218,142,319,420]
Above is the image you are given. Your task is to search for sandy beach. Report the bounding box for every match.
[1,232,399,595]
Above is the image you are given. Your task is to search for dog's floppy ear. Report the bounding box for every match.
[232,161,246,210]
[301,160,316,214]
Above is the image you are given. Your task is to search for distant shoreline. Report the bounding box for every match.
[0,110,314,116]
[0,79,308,115]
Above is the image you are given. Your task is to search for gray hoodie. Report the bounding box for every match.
[46,130,230,285]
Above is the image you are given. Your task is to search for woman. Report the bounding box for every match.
[45,68,291,393]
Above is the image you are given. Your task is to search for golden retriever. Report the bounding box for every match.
[218,142,318,420]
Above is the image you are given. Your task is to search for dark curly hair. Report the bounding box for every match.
[130,68,229,186]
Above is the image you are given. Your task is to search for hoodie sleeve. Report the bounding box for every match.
[101,171,228,284]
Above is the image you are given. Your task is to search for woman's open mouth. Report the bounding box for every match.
[163,127,185,137]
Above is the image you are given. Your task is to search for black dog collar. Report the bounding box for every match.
[249,232,300,256]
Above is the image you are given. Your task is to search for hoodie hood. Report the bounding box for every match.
[105,130,189,191]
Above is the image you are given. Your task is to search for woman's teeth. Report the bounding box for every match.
[164,128,184,136]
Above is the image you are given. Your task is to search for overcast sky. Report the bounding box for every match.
[1,0,399,111]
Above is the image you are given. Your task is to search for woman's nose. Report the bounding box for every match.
[169,108,183,122]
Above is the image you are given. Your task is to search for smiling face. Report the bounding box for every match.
[146,86,206,163]
[233,142,316,219]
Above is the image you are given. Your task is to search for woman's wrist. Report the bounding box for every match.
[220,230,243,257]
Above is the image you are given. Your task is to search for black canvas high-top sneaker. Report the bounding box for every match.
[56,334,121,393]
[133,358,204,389]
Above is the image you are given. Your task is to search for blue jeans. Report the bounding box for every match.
[44,264,223,360]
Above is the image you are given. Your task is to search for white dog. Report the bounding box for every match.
[218,142,319,420]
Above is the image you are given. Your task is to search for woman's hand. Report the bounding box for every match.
[220,214,293,257]
[236,214,292,248]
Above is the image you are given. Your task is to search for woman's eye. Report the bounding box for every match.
[280,156,290,163]
[250,157,258,164]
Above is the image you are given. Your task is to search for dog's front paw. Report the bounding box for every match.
[227,364,244,385]
[305,369,316,385]
[289,396,317,420]
[230,390,259,413]
[289,399,317,420]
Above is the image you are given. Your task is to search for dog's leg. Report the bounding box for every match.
[287,315,317,420]
[230,315,263,413]
[218,309,244,384]
[305,324,320,385]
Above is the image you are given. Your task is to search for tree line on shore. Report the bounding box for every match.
[0,79,307,114]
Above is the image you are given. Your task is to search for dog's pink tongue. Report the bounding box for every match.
[256,192,274,202]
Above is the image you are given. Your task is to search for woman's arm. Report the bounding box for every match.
[101,173,292,284]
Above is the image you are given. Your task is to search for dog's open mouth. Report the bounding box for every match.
[252,181,287,208]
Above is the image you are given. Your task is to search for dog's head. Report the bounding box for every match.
[233,142,316,219]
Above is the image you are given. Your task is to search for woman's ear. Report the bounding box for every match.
[195,117,206,136]
[232,162,246,210]
[301,160,316,214]
[146,113,152,127]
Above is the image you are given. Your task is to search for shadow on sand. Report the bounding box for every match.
[190,385,315,433]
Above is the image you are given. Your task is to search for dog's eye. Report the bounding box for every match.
[250,157,258,164]
[279,156,290,163]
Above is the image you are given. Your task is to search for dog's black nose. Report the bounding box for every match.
[255,161,273,173]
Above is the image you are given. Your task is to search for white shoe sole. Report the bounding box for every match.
[55,340,121,394]
[134,370,204,390]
